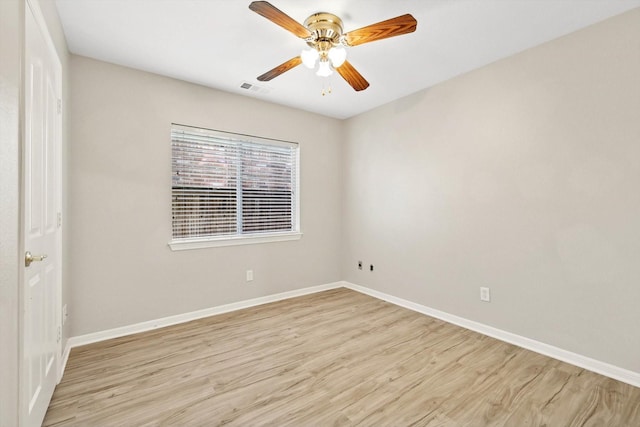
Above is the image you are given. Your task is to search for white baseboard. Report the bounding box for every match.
[67,282,343,349]
[63,280,639,389]
[343,282,640,389]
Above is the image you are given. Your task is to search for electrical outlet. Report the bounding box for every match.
[370,264,374,272]
[480,287,491,302]
[62,304,68,325]
[358,261,363,270]
[246,270,254,282]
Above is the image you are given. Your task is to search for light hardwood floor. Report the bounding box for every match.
[44,288,640,426]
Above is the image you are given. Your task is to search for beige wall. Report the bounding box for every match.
[69,56,343,336]
[342,9,640,373]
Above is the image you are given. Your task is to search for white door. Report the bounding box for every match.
[22,1,62,426]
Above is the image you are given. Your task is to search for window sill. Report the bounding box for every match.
[168,231,303,251]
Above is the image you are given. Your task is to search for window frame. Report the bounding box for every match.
[169,124,301,251]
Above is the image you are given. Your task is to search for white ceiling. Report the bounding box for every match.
[55,0,639,119]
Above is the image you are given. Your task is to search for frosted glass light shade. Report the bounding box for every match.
[328,46,346,67]
[316,60,333,77]
[301,49,319,69]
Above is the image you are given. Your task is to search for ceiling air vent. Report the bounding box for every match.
[239,82,271,95]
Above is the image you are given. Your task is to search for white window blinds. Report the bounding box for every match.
[171,124,299,242]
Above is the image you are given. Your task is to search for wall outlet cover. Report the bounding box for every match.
[480,287,491,302]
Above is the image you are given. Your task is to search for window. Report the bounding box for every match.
[169,124,300,250]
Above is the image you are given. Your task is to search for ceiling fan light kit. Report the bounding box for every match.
[327,46,346,68]
[316,60,333,77]
[301,48,319,68]
[249,1,417,92]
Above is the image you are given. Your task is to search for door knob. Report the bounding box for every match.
[25,251,47,267]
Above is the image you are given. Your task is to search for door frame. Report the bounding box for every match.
[19,0,63,424]
[0,1,24,425]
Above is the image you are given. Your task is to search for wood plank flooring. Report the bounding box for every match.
[44,288,640,426]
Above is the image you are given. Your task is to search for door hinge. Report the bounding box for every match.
[57,98,62,114]
[57,326,61,343]
[57,212,62,228]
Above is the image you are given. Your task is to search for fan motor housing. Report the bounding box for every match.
[304,12,343,48]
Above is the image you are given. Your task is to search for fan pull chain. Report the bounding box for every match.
[321,82,333,96]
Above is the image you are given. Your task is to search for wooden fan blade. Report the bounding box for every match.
[249,1,311,39]
[257,56,302,81]
[343,14,417,47]
[336,61,370,91]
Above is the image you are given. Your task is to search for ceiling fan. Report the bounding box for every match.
[249,1,418,91]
